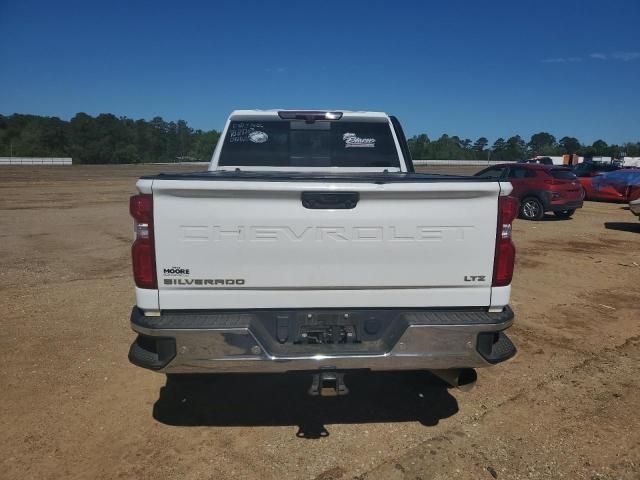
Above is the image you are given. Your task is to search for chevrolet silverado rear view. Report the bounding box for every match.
[128,110,518,395]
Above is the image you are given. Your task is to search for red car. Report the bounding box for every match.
[571,162,621,199]
[590,169,640,202]
[475,163,584,220]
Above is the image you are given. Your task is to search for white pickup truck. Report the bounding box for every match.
[128,110,517,395]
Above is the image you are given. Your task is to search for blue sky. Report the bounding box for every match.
[1,0,639,144]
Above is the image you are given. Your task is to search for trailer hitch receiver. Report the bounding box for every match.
[308,371,349,397]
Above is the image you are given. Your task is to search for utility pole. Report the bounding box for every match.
[10,140,13,158]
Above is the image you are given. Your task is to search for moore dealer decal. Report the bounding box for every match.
[163,266,190,276]
[343,132,376,148]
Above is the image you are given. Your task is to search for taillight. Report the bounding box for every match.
[130,194,157,289]
[493,196,518,287]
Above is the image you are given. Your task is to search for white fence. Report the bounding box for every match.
[414,157,640,167]
[1,156,635,167]
[0,157,72,165]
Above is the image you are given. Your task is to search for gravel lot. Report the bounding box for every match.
[1,165,639,480]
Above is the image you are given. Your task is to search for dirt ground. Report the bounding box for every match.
[1,164,639,480]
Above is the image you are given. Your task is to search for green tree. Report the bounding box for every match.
[0,112,221,164]
[528,132,557,156]
[191,130,221,161]
[424,134,475,160]
[504,135,527,160]
[592,139,609,156]
[491,137,506,151]
[407,134,430,159]
[558,136,581,154]
[623,142,640,157]
[473,137,488,152]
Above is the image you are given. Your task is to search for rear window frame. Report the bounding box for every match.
[216,117,402,170]
[507,167,537,179]
[474,166,507,179]
[549,169,578,180]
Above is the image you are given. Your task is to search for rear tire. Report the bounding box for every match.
[554,209,575,219]
[520,197,544,221]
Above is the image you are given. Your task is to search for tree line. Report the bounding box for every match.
[1,112,639,163]
[0,113,220,164]
[408,132,640,161]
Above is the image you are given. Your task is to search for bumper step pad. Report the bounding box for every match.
[128,335,176,370]
[477,331,517,364]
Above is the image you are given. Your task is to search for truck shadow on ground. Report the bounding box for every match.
[152,371,459,438]
[604,222,640,233]
[538,214,573,221]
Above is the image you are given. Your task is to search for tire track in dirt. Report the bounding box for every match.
[360,335,640,480]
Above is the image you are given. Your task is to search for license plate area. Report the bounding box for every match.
[248,309,409,356]
[295,325,359,345]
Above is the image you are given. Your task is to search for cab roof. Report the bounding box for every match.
[229,109,390,119]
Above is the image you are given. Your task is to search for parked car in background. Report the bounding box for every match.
[475,163,584,220]
[630,197,640,221]
[590,169,640,203]
[571,162,621,199]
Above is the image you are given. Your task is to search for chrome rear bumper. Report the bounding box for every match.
[129,307,516,373]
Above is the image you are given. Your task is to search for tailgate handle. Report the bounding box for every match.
[301,192,359,209]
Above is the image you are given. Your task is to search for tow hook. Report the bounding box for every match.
[308,371,349,397]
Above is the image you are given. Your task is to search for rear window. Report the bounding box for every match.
[550,169,577,180]
[218,120,400,168]
[508,167,536,179]
[572,162,620,176]
[475,167,506,178]
[572,163,593,176]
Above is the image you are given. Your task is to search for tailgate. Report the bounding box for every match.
[152,179,502,309]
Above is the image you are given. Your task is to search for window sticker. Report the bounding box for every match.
[343,132,376,148]
[248,130,268,143]
[229,122,266,143]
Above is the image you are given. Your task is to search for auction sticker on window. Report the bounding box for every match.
[248,130,268,143]
[229,122,267,143]
[343,132,376,148]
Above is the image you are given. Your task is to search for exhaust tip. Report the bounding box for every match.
[456,368,478,392]
[430,368,477,391]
